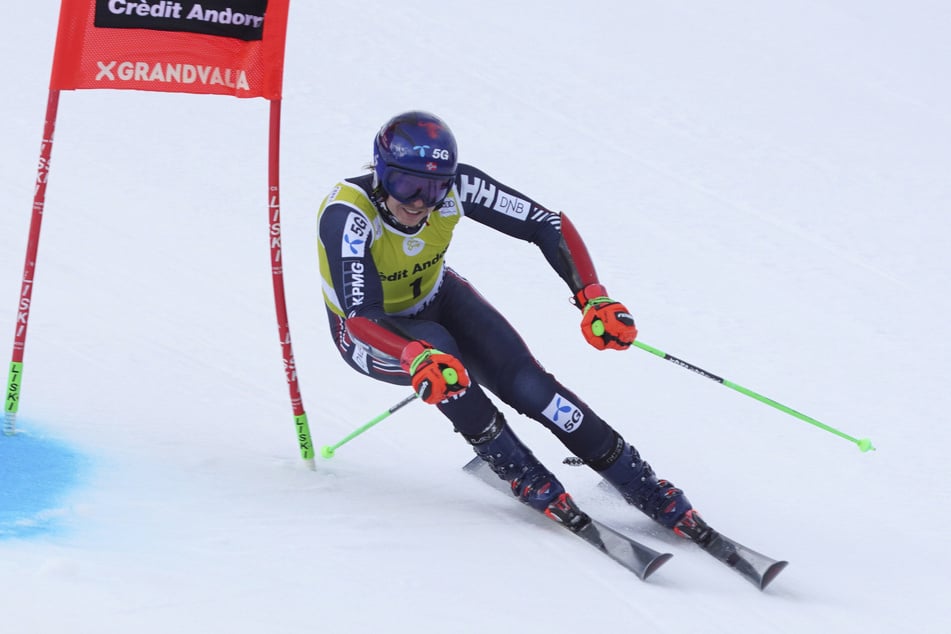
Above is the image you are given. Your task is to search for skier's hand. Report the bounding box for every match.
[400,341,470,404]
[575,283,638,350]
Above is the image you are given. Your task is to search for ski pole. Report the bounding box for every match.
[320,392,419,459]
[632,340,875,453]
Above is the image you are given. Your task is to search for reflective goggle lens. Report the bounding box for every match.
[382,168,453,207]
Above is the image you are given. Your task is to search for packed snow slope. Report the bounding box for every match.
[2,2,950,632]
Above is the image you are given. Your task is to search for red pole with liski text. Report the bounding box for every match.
[268,99,315,468]
[5,90,61,436]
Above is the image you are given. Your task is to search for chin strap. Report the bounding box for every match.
[371,186,424,233]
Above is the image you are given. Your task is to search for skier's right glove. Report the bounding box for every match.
[400,341,470,404]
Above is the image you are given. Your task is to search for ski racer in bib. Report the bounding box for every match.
[317,110,708,540]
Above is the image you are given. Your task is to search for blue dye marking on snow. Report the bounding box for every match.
[0,429,87,539]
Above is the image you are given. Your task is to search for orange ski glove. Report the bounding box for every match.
[575,284,638,350]
[400,341,470,404]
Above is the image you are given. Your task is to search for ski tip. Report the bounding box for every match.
[759,560,789,591]
[643,552,674,581]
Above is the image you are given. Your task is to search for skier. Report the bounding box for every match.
[317,110,708,541]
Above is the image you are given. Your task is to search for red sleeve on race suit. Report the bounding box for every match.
[345,316,412,359]
[558,212,600,293]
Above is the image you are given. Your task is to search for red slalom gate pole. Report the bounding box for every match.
[5,90,61,436]
[267,99,315,468]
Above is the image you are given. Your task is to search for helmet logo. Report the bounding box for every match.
[425,162,437,171]
[418,121,443,139]
[412,144,430,157]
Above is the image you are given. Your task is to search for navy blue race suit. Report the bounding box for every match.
[317,163,622,463]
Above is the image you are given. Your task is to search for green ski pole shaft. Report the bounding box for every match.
[632,340,874,452]
[320,393,419,459]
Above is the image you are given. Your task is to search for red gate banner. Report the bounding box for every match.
[8,0,313,461]
[49,0,289,99]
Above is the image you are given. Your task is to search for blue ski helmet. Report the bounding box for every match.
[373,111,458,207]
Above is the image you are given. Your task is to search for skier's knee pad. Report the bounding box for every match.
[493,356,555,413]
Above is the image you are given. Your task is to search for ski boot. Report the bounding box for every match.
[464,413,566,513]
[595,436,693,529]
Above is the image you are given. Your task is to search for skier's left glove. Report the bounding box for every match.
[575,283,638,350]
[400,341,470,404]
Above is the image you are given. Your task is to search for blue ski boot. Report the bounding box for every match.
[464,413,566,513]
[595,436,692,529]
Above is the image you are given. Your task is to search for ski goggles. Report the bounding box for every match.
[381,167,454,207]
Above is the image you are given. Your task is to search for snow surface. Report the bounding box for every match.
[2,1,950,632]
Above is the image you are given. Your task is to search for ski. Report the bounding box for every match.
[587,474,788,590]
[674,513,788,590]
[463,457,673,581]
